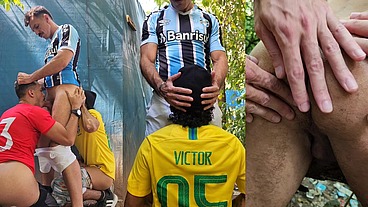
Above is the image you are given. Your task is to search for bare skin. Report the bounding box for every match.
[0,85,84,206]
[18,10,83,206]
[254,0,366,113]
[247,3,368,205]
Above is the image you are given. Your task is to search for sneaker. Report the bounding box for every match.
[97,189,118,207]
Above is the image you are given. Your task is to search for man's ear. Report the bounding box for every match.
[28,89,35,98]
[43,14,49,22]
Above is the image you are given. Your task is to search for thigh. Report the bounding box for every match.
[85,166,113,190]
[49,84,79,126]
[247,43,313,206]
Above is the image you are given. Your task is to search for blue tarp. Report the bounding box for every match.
[0,0,150,201]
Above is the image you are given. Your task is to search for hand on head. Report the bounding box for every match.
[201,70,220,110]
[254,0,366,113]
[17,72,33,85]
[161,72,193,112]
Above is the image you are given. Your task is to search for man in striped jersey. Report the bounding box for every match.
[17,6,83,206]
[140,0,229,136]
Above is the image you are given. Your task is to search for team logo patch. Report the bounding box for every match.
[200,19,209,27]
[158,19,170,26]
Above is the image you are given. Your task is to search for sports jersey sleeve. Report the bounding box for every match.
[236,142,246,194]
[59,24,79,54]
[127,138,152,197]
[28,107,56,134]
[141,12,159,46]
[209,16,225,52]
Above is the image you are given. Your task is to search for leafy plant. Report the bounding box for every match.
[200,0,245,143]
[0,0,23,11]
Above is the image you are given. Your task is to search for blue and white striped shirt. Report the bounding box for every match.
[141,4,225,81]
[44,24,80,88]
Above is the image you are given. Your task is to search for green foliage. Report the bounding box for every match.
[200,0,245,142]
[245,0,258,54]
[0,0,24,11]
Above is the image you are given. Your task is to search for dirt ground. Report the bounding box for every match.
[288,178,362,207]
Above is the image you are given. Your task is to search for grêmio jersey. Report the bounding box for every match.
[0,104,55,173]
[44,24,81,88]
[127,124,245,207]
[141,4,225,81]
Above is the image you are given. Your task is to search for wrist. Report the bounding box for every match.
[158,81,167,97]
[71,108,82,118]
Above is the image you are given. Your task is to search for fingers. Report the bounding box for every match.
[350,12,368,20]
[66,87,85,109]
[327,9,366,61]
[301,17,332,113]
[320,18,359,94]
[246,113,254,123]
[246,54,259,64]
[255,20,285,79]
[169,72,182,82]
[354,37,368,54]
[342,19,368,37]
[246,84,295,120]
[17,72,30,84]
[246,100,282,123]
[246,59,294,106]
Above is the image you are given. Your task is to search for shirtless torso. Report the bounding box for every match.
[247,1,368,206]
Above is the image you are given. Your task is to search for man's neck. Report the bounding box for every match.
[49,22,59,40]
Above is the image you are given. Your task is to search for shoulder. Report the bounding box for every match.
[88,109,102,118]
[196,7,219,23]
[145,6,169,21]
[59,24,78,34]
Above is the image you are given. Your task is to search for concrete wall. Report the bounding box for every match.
[0,0,151,205]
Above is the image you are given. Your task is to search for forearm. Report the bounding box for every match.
[30,50,72,82]
[63,114,80,145]
[140,58,164,91]
[80,105,99,133]
[212,54,229,88]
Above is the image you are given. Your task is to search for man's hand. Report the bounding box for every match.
[201,71,220,110]
[254,0,366,113]
[17,72,33,85]
[342,12,368,54]
[160,72,193,112]
[66,87,85,109]
[246,56,295,123]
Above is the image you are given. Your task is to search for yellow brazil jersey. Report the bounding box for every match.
[127,124,245,207]
[75,109,116,179]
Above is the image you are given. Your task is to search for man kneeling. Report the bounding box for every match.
[125,65,245,207]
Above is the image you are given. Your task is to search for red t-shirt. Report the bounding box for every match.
[0,104,55,173]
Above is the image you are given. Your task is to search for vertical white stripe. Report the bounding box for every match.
[177,12,183,70]
[190,10,196,65]
[165,10,171,77]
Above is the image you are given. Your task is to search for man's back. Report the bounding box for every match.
[127,124,245,206]
[0,104,55,173]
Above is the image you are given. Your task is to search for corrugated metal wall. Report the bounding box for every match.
[0,0,151,205]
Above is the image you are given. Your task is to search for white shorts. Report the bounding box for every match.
[35,145,76,173]
[145,92,222,136]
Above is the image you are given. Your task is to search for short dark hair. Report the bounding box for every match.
[168,65,214,128]
[14,81,37,99]
[169,107,214,128]
[24,6,53,27]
